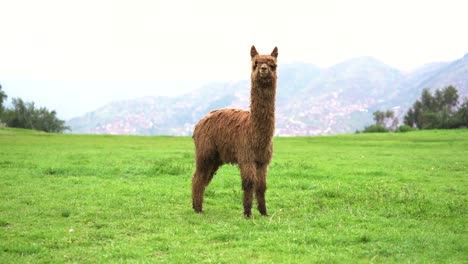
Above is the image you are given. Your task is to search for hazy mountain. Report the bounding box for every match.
[418,53,468,97]
[67,54,468,136]
[382,54,468,119]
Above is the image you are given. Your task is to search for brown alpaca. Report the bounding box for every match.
[192,46,278,218]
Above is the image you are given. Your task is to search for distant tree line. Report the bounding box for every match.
[0,84,69,133]
[404,86,467,129]
[361,85,468,133]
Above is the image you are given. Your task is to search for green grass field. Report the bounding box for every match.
[0,128,466,263]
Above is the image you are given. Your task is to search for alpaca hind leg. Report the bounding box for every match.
[192,162,220,213]
[240,163,256,218]
[255,165,268,216]
[192,168,206,213]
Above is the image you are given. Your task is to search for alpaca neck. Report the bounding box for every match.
[250,81,276,151]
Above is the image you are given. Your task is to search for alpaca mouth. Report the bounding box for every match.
[260,72,269,77]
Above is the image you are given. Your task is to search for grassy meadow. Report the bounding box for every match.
[0,127,466,263]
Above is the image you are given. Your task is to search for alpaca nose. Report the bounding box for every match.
[261,65,268,71]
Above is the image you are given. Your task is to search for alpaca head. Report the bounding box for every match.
[250,46,278,88]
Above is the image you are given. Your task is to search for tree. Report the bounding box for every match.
[456,98,468,127]
[403,86,464,129]
[373,110,398,130]
[442,85,459,111]
[373,111,385,126]
[0,84,7,116]
[404,108,415,127]
[384,110,399,131]
[362,109,398,133]
[2,97,69,133]
[420,88,435,112]
[2,98,33,129]
[414,101,426,129]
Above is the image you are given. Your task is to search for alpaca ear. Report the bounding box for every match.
[271,47,278,58]
[251,45,259,58]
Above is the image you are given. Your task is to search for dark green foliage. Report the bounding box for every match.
[373,110,385,125]
[396,125,416,133]
[404,86,466,129]
[1,98,69,133]
[61,209,71,218]
[362,124,389,133]
[360,110,397,133]
[455,98,468,127]
[441,86,459,111]
[403,108,415,127]
[0,84,7,116]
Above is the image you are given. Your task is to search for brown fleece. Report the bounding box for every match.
[192,46,278,218]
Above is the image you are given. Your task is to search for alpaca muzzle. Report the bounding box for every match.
[260,64,269,76]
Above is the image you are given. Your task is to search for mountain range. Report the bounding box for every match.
[67,53,468,136]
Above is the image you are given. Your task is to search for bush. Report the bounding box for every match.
[396,125,416,133]
[362,124,389,133]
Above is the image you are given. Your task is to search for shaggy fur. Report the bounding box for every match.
[192,46,278,218]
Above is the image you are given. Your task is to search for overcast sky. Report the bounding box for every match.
[1,0,467,118]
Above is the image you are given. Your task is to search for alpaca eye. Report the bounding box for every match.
[270,65,276,70]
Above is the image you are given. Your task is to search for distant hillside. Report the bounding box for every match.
[67,54,468,135]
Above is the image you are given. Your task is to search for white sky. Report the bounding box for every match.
[0,0,467,118]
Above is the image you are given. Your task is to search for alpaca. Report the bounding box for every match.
[192,46,278,218]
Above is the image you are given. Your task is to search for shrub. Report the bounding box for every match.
[396,125,416,133]
[362,124,389,133]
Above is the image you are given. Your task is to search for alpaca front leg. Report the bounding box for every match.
[256,165,268,216]
[240,164,256,218]
[242,178,254,218]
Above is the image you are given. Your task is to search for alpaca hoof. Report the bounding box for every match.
[244,212,252,219]
[193,208,203,214]
[259,209,268,216]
